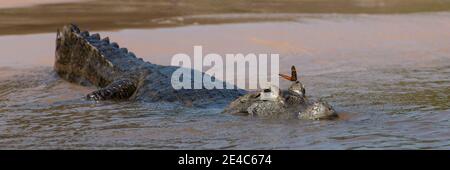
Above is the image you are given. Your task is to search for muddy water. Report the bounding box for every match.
[1,13,450,149]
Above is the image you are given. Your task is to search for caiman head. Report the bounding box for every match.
[258,85,282,101]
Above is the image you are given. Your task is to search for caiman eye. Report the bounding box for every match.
[264,89,271,92]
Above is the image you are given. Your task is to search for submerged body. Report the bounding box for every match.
[55,24,244,107]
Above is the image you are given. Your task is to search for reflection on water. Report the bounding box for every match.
[0,13,450,149]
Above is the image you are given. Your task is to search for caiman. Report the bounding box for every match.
[54,24,338,119]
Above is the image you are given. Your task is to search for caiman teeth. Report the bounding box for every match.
[91,33,100,40]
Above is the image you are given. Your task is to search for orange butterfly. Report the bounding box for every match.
[279,65,298,81]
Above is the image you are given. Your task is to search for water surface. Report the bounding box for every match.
[0,12,449,149]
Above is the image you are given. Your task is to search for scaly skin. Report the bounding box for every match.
[224,74,338,120]
[224,86,289,118]
[55,24,245,107]
[224,83,338,120]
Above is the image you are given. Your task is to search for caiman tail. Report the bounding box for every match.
[55,24,146,100]
[55,24,245,106]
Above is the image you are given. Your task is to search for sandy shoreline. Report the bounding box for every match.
[2,0,450,36]
[0,0,87,9]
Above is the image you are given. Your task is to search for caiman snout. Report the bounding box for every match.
[259,85,281,101]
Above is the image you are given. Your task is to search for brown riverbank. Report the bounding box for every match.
[1,0,450,36]
[0,0,89,9]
